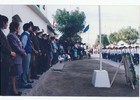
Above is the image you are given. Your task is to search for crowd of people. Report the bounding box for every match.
[102,46,139,65]
[0,14,91,96]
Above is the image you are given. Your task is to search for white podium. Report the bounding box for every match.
[92,70,110,88]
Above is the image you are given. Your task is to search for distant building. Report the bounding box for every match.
[0,5,54,35]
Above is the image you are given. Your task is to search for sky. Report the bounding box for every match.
[47,5,140,46]
[0,0,139,46]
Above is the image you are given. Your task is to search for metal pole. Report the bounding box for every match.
[98,5,102,71]
[138,6,140,39]
[88,28,89,45]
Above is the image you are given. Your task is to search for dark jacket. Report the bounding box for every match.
[37,37,43,53]
[7,32,25,64]
[0,29,12,66]
[30,33,40,52]
[41,39,46,54]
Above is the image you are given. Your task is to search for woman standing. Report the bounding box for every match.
[7,22,26,95]
[0,15,16,95]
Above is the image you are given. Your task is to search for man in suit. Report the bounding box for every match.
[45,34,52,70]
[0,15,16,95]
[30,26,40,79]
[36,31,44,74]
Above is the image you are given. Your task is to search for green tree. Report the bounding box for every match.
[97,34,109,48]
[53,8,86,42]
[118,26,139,45]
[108,32,120,45]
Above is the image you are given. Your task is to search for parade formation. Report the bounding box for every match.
[102,46,139,65]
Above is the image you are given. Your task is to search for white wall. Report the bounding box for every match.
[0,5,48,35]
[39,5,47,16]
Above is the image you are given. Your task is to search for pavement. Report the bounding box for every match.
[19,54,139,96]
[51,62,64,71]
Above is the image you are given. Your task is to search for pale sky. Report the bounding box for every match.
[0,0,139,46]
[47,5,139,45]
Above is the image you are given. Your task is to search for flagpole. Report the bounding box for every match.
[138,6,140,39]
[92,5,110,88]
[98,5,102,71]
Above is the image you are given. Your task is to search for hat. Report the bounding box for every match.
[50,36,55,40]
[46,33,50,36]
[36,31,43,36]
[42,33,47,37]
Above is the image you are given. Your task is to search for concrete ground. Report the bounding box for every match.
[21,54,139,96]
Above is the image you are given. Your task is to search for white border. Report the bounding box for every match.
[0,0,140,5]
[0,0,139,100]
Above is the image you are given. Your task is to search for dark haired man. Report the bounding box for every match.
[20,23,32,88]
[30,26,40,79]
[0,15,16,95]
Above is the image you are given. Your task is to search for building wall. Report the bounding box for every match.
[0,5,48,35]
[38,5,47,16]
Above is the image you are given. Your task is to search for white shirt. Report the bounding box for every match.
[0,29,4,33]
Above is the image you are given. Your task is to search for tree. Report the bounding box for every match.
[53,8,86,42]
[118,26,139,45]
[96,34,109,48]
[108,32,120,45]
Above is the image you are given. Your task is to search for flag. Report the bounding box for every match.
[83,24,89,33]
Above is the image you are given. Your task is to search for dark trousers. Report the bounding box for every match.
[118,54,122,62]
[1,62,9,95]
[134,54,139,65]
[42,54,48,72]
[37,54,43,74]
[70,53,74,61]
[46,54,51,70]
[30,54,38,78]
[52,52,58,64]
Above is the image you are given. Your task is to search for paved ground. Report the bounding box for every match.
[21,54,139,96]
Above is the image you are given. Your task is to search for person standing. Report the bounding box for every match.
[42,34,48,72]
[45,34,53,68]
[51,37,58,64]
[0,15,16,95]
[7,22,26,95]
[30,26,40,79]
[134,46,139,65]
[20,23,32,88]
[36,31,44,74]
